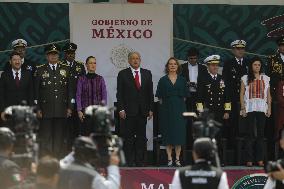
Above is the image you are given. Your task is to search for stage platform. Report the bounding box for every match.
[120,166,267,189]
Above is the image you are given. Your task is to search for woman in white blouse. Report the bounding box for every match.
[240,56,271,167]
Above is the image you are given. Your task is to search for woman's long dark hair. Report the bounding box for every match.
[247,56,262,85]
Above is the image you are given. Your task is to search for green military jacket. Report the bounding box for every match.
[34,62,72,118]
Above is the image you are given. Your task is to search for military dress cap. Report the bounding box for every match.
[63,42,77,52]
[12,39,27,48]
[44,43,60,54]
[204,55,220,64]
[230,40,246,48]
[276,37,284,46]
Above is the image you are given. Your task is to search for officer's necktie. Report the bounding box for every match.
[134,71,141,90]
[15,72,20,87]
[52,65,56,72]
[213,75,217,80]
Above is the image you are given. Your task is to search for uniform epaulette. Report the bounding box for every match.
[77,61,84,65]
[59,61,68,67]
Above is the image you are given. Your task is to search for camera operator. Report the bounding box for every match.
[264,129,284,189]
[11,156,60,189]
[171,137,229,189]
[0,127,21,189]
[58,136,120,189]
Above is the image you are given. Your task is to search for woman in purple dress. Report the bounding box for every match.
[76,56,107,135]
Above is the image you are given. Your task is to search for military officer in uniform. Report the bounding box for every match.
[34,44,72,158]
[0,127,21,189]
[196,55,231,123]
[196,55,231,164]
[222,40,249,140]
[4,39,36,74]
[62,42,85,144]
[268,37,284,141]
[171,138,229,189]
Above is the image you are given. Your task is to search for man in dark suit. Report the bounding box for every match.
[116,52,154,166]
[34,44,72,158]
[0,52,33,121]
[181,47,207,111]
[222,40,249,140]
[181,47,207,149]
[62,42,85,146]
[4,39,36,74]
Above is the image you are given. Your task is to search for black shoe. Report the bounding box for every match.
[175,159,182,167]
[167,160,173,167]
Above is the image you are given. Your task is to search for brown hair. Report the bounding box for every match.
[85,56,96,64]
[164,57,181,74]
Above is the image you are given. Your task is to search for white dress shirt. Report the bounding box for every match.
[235,57,244,65]
[209,73,218,80]
[130,67,141,85]
[188,63,198,83]
[66,60,74,67]
[12,68,21,80]
[280,53,284,62]
[49,63,58,70]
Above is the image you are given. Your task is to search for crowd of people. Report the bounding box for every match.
[0,36,284,169]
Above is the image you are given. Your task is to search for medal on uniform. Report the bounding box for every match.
[76,66,81,72]
[42,71,49,78]
[60,69,66,77]
[273,63,282,73]
[48,81,51,85]
[220,80,225,88]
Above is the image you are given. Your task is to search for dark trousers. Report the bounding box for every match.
[121,114,147,166]
[244,112,266,162]
[67,113,80,148]
[230,102,240,137]
[39,118,68,158]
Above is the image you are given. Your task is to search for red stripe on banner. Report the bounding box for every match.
[127,0,144,3]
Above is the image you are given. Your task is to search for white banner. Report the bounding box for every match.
[70,3,172,150]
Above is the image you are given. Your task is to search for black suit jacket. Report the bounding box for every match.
[222,57,249,102]
[4,58,36,75]
[116,67,154,117]
[181,62,207,82]
[0,69,34,112]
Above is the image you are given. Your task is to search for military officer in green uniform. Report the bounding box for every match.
[62,42,85,143]
[267,37,284,143]
[34,44,72,158]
